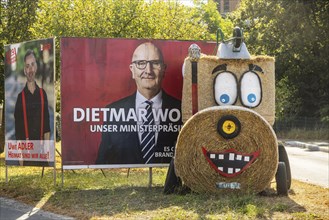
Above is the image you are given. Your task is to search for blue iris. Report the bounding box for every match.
[220,94,230,104]
[247,94,256,103]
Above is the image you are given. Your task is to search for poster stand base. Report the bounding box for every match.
[122,167,153,187]
[5,164,56,187]
[60,165,164,188]
[5,147,61,187]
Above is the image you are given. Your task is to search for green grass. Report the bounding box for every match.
[1,143,328,220]
[276,128,329,141]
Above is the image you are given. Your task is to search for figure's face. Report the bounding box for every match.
[24,54,37,82]
[182,58,275,125]
[130,43,166,95]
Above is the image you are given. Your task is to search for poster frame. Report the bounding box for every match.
[4,38,57,186]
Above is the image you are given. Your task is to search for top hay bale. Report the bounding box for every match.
[182,55,275,126]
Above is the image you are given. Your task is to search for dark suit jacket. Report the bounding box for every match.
[96,91,182,164]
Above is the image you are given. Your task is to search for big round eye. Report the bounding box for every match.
[240,71,262,108]
[214,72,238,106]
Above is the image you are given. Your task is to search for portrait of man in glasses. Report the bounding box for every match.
[96,42,182,165]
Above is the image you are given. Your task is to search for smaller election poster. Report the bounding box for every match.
[4,38,56,167]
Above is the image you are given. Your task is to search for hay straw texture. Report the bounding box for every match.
[182,55,275,125]
[175,106,278,194]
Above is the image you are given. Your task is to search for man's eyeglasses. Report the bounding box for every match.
[132,60,163,70]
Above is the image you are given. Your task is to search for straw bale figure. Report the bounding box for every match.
[172,53,279,194]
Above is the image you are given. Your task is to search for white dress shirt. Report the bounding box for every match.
[135,90,162,144]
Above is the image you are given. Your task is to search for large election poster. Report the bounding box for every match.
[61,38,215,168]
[4,38,56,167]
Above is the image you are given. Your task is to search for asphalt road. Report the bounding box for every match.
[285,146,329,188]
[0,196,74,220]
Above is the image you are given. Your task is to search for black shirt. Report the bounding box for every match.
[14,83,51,140]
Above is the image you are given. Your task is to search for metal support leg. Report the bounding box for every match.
[101,169,106,177]
[127,168,130,178]
[53,164,56,187]
[148,167,152,188]
[61,167,64,188]
[5,166,8,184]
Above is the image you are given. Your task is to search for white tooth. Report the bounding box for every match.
[218,167,223,171]
[228,168,233,174]
[235,168,241,173]
[210,154,215,159]
[218,154,224,160]
[229,153,235,161]
[244,156,250,162]
[236,155,242,160]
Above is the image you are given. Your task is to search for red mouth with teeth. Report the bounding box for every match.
[202,147,260,178]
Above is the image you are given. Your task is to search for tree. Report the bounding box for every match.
[193,0,233,41]
[30,0,231,40]
[1,0,40,147]
[1,0,232,113]
[30,0,233,110]
[1,0,39,103]
[231,0,329,121]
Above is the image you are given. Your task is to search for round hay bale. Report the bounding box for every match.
[174,106,278,194]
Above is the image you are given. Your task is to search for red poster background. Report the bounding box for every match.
[61,38,215,166]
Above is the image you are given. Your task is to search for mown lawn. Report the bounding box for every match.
[0,143,328,220]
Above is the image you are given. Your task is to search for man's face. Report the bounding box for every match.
[130,43,166,94]
[24,54,37,82]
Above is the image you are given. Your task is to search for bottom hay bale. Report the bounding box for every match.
[175,106,278,194]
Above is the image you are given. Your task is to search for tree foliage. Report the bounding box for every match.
[3,0,327,123]
[1,0,39,104]
[1,0,232,110]
[30,0,231,40]
[231,0,329,121]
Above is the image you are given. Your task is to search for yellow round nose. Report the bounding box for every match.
[222,120,236,134]
[217,115,241,139]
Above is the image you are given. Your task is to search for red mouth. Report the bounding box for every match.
[202,147,260,178]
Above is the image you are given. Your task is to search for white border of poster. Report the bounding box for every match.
[60,38,216,169]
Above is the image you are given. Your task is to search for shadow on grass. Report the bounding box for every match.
[1,168,54,201]
[45,185,306,219]
[0,162,307,219]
